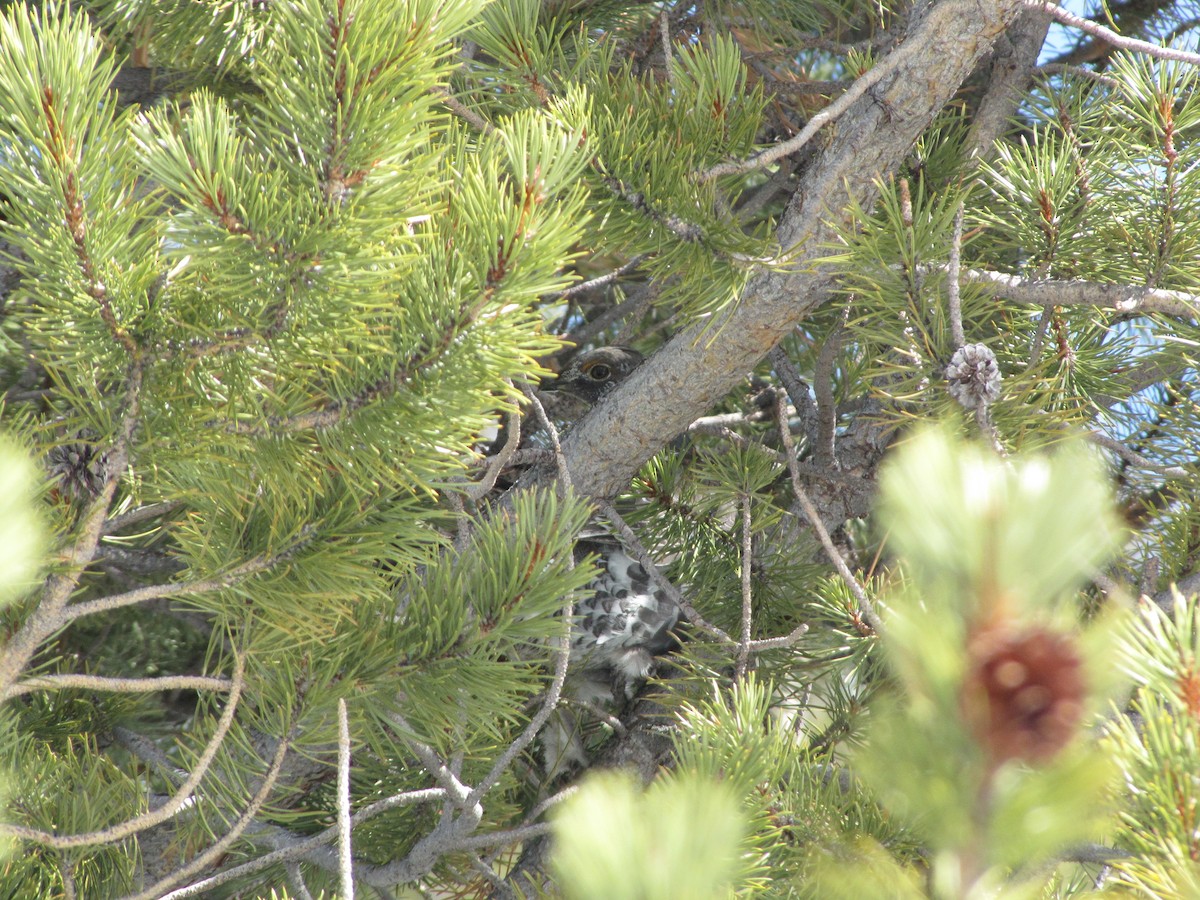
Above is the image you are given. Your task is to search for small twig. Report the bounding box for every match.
[453,822,552,853]
[768,344,819,440]
[1035,64,1121,88]
[285,863,315,900]
[687,420,792,468]
[745,623,809,652]
[469,854,508,893]
[466,593,574,809]
[975,405,1006,457]
[524,785,579,824]
[9,673,232,697]
[689,410,764,430]
[102,500,183,535]
[774,393,882,635]
[520,384,573,492]
[763,79,852,96]
[735,497,754,681]
[58,545,302,630]
[337,698,355,900]
[155,788,447,897]
[700,51,894,180]
[114,726,190,788]
[546,254,649,302]
[134,730,293,900]
[564,286,655,346]
[594,499,733,643]
[2,649,246,849]
[601,177,704,242]
[947,201,966,349]
[564,696,627,737]
[736,156,797,223]
[388,713,477,811]
[433,87,496,134]
[1022,0,1200,66]
[660,10,675,86]
[465,397,522,503]
[1026,303,1054,370]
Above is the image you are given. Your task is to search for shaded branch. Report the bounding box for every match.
[775,392,882,636]
[60,540,308,628]
[0,363,143,699]
[137,728,292,900]
[1,650,245,849]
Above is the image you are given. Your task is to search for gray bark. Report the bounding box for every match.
[523,0,1028,502]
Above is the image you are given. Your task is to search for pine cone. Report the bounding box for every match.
[945,343,1001,410]
[961,623,1085,765]
[47,437,109,502]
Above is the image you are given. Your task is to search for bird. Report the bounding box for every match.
[488,346,645,461]
[570,526,680,686]
[534,346,683,776]
[549,346,645,406]
[543,526,681,777]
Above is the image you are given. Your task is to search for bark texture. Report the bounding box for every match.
[528,0,1027,502]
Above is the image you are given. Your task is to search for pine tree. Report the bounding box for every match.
[1,0,1199,897]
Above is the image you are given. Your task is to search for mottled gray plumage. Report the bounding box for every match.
[551,346,645,405]
[545,530,680,776]
[538,345,680,776]
[571,528,680,683]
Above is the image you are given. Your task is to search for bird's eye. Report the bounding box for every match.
[587,364,611,381]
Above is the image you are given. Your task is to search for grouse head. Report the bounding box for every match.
[551,346,645,405]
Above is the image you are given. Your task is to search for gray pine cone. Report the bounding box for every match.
[946,343,1001,410]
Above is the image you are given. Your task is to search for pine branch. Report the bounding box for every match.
[0,363,143,699]
[1087,431,1193,478]
[0,649,244,849]
[524,0,1028,502]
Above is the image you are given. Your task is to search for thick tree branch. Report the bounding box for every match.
[530,0,1027,502]
[964,8,1051,160]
